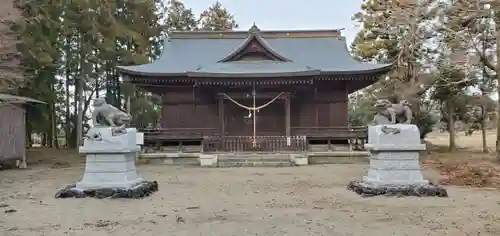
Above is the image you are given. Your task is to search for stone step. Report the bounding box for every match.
[309,151,370,157]
[217,154,291,161]
[217,154,294,167]
[308,151,369,164]
[217,161,294,168]
[219,158,291,163]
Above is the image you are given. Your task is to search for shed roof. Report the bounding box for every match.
[117,25,391,78]
[0,94,45,104]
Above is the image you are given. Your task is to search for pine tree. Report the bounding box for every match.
[351,0,439,138]
[199,1,238,30]
[13,0,168,147]
[166,0,198,31]
[14,0,64,147]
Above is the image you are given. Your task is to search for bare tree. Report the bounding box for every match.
[354,0,442,103]
[436,0,500,159]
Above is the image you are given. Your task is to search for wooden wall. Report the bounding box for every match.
[160,87,218,129]
[159,81,349,136]
[224,99,285,136]
[0,104,26,160]
[291,83,348,128]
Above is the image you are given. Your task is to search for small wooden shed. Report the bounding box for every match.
[0,94,44,168]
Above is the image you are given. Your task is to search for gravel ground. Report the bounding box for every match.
[2,164,500,236]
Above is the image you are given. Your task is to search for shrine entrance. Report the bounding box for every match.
[204,88,303,153]
[218,85,292,148]
[224,98,285,137]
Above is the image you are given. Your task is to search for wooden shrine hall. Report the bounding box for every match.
[117,25,391,153]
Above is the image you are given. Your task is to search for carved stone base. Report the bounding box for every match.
[346,180,448,197]
[55,181,158,199]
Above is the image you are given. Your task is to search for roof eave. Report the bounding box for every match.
[0,94,46,104]
[117,66,185,78]
[117,64,393,78]
[319,64,392,76]
[186,70,321,78]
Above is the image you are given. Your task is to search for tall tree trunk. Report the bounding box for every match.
[495,24,500,161]
[76,76,83,147]
[42,133,47,147]
[481,108,488,153]
[76,33,85,147]
[50,102,58,148]
[115,67,121,108]
[65,36,71,147]
[448,103,456,152]
[94,62,99,98]
[72,40,79,148]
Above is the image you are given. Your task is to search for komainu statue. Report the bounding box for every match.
[371,99,412,125]
[91,98,131,135]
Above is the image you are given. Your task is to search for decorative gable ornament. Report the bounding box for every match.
[217,24,292,62]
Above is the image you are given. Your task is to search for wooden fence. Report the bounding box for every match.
[202,136,308,153]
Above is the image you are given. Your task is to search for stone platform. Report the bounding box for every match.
[55,127,158,199]
[348,124,448,197]
[55,181,158,199]
[347,180,447,197]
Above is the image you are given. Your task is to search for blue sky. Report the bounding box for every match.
[181,0,364,45]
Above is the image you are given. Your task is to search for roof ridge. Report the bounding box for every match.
[168,28,343,39]
[217,61,292,64]
[170,28,343,34]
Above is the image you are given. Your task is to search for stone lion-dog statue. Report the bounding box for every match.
[91,98,131,136]
[372,99,412,125]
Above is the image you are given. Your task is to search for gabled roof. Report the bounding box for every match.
[117,25,392,78]
[217,25,292,62]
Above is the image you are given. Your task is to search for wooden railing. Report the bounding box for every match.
[140,128,218,141]
[139,126,368,151]
[291,126,367,139]
[202,136,308,153]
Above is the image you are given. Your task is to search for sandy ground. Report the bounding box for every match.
[2,162,500,236]
[2,132,500,236]
[426,130,497,152]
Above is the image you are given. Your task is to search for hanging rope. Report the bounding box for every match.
[222,92,284,111]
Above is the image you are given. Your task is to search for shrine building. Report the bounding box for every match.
[117,25,391,154]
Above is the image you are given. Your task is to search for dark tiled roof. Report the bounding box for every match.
[117,26,391,77]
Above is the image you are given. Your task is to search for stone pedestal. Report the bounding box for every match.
[347,124,447,197]
[55,127,158,199]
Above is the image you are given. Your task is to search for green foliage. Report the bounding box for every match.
[413,110,436,139]
[431,65,471,102]
[11,0,168,147]
[9,0,241,148]
[348,106,370,126]
[348,96,375,126]
[199,1,238,30]
[166,0,198,31]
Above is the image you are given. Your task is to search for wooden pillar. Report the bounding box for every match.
[126,96,131,114]
[314,87,319,126]
[218,95,225,137]
[285,93,291,137]
[345,82,349,125]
